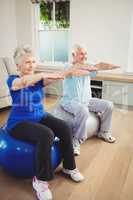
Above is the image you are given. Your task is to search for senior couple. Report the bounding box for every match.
[6,44,119,200]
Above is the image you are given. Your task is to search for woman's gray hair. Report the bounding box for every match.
[13,45,34,65]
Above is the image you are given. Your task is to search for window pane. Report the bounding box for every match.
[39,31,53,62]
[40,1,53,29]
[39,30,69,62]
[54,31,69,62]
[55,1,70,29]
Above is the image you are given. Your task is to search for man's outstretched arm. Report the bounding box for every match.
[94,62,120,71]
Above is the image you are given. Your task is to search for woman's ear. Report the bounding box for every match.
[16,64,20,71]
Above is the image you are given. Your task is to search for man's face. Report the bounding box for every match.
[73,48,87,63]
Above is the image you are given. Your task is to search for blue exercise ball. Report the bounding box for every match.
[0,128,61,177]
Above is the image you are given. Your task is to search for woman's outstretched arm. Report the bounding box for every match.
[12,72,64,90]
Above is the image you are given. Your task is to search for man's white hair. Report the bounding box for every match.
[72,44,87,55]
[13,45,34,65]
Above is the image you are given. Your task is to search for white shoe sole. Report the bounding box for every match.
[62,169,84,182]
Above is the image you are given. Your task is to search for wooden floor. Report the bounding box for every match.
[0,96,133,200]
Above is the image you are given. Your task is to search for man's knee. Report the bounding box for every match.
[77,106,89,119]
[106,101,114,112]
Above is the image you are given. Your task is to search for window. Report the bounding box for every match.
[38,0,70,63]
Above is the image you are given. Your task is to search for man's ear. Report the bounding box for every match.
[72,52,75,57]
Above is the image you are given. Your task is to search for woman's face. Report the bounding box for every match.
[73,48,87,63]
[17,54,37,75]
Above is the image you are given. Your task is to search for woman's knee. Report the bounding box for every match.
[39,128,54,144]
[58,120,72,141]
[61,120,72,133]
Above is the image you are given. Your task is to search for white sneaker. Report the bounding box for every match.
[62,168,84,182]
[32,176,52,200]
[72,137,80,156]
[98,132,116,143]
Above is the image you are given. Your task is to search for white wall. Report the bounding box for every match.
[1,0,133,72]
[15,0,40,58]
[15,0,33,46]
[128,15,133,72]
[0,0,17,57]
[70,0,133,71]
[0,0,36,57]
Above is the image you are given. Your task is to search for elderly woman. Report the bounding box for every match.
[60,44,120,156]
[5,45,84,200]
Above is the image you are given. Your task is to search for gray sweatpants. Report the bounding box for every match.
[60,98,113,141]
